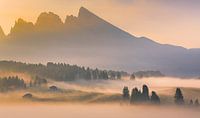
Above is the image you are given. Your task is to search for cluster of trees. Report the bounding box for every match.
[0,76,26,91]
[130,73,135,80]
[29,76,47,87]
[174,88,199,107]
[123,87,199,107]
[123,85,160,104]
[0,61,128,81]
[189,99,199,107]
[0,75,48,92]
[132,71,165,78]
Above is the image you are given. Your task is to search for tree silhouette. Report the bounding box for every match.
[29,81,33,87]
[189,99,193,106]
[130,85,152,104]
[122,86,130,100]
[142,85,150,101]
[195,99,199,107]
[150,91,160,104]
[130,88,142,104]
[174,88,184,105]
[0,76,26,91]
[130,73,135,80]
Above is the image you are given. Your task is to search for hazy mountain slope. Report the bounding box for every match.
[0,26,5,39]
[0,7,200,77]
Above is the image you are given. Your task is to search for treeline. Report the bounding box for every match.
[122,86,200,107]
[0,76,26,91]
[131,71,165,79]
[0,75,48,92]
[0,61,128,81]
[29,76,48,87]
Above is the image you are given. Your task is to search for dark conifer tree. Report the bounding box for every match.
[150,91,160,104]
[130,73,135,80]
[195,99,199,107]
[189,99,193,106]
[116,72,121,79]
[29,81,33,87]
[130,88,141,104]
[174,88,184,105]
[142,85,150,101]
[122,86,130,100]
[86,67,91,80]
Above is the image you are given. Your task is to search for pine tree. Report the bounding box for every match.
[189,99,193,106]
[130,73,135,80]
[123,86,130,100]
[29,81,33,87]
[195,99,199,107]
[142,85,150,101]
[130,88,141,104]
[150,91,160,104]
[174,88,184,105]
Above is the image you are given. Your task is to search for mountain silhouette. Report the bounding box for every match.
[9,18,34,37]
[35,12,63,32]
[0,7,200,77]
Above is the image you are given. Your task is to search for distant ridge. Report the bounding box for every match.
[0,7,200,77]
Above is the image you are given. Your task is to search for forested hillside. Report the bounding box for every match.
[0,61,128,81]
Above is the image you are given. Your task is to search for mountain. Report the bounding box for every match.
[35,12,63,32]
[0,7,200,77]
[9,18,35,37]
[0,26,5,39]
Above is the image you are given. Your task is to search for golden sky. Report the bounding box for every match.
[0,0,200,48]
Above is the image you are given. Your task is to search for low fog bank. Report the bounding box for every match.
[0,104,200,118]
[50,77,200,94]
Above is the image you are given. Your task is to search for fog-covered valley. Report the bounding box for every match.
[1,104,200,118]
[52,77,200,94]
[0,74,200,104]
[0,70,200,118]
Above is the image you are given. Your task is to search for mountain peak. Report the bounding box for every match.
[79,7,90,14]
[35,12,63,31]
[13,18,34,27]
[78,7,108,27]
[0,26,5,39]
[78,7,97,20]
[9,18,34,36]
[65,15,78,25]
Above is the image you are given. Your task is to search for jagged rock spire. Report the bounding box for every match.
[78,7,93,18]
[10,18,34,36]
[35,12,63,31]
[78,7,103,24]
